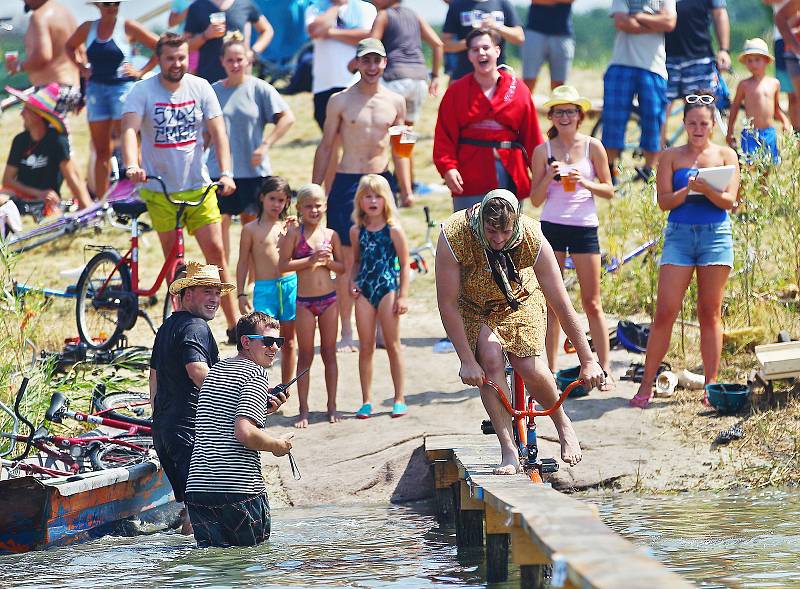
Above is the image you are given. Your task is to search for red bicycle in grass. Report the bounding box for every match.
[75,177,221,350]
[481,370,585,483]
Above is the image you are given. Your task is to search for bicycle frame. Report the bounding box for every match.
[46,391,151,436]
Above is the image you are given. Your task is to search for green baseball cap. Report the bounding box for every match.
[356,38,387,58]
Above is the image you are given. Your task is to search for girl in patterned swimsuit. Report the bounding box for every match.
[279,184,345,427]
[348,174,410,419]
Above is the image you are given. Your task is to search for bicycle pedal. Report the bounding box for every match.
[481,419,495,435]
[539,458,559,474]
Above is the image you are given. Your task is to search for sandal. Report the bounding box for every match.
[356,403,372,419]
[629,390,653,408]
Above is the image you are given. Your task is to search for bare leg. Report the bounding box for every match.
[294,306,316,428]
[336,245,357,351]
[220,213,232,265]
[318,300,340,422]
[643,149,661,172]
[475,325,519,474]
[789,92,800,130]
[524,77,537,94]
[631,265,694,407]
[194,222,237,329]
[660,100,675,149]
[510,353,582,465]
[573,252,612,381]
[550,79,564,90]
[377,291,404,404]
[279,319,296,386]
[545,250,567,373]
[240,212,257,288]
[696,265,731,398]
[89,119,114,198]
[354,295,377,405]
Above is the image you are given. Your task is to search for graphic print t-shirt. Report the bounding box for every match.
[7,129,70,195]
[122,74,222,194]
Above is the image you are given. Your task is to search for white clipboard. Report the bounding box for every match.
[688,165,736,195]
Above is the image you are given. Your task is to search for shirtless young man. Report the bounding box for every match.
[7,0,82,113]
[311,37,410,351]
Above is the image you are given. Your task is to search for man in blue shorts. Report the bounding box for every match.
[602,0,676,183]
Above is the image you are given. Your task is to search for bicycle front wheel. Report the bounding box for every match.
[76,251,133,350]
[88,436,153,470]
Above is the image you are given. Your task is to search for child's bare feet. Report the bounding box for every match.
[337,336,358,352]
[294,413,309,428]
[328,411,340,423]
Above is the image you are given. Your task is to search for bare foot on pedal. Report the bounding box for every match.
[557,421,582,466]
[493,462,521,475]
[294,413,309,428]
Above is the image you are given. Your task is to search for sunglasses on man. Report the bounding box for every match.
[245,335,285,348]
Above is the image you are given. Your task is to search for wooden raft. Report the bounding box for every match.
[425,434,694,589]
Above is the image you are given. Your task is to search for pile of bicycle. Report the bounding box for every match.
[0,378,153,480]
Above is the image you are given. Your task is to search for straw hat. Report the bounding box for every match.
[542,85,592,113]
[738,38,773,64]
[5,83,66,133]
[169,261,235,295]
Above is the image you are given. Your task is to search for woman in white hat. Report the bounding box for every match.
[530,85,615,385]
[66,0,158,198]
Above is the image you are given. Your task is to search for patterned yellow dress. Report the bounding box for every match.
[441,210,547,358]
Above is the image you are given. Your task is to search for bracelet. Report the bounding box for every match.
[719,48,729,53]
[237,293,247,298]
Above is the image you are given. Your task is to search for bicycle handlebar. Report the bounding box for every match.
[482,377,584,418]
[144,175,223,208]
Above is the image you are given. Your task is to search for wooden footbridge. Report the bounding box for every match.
[425,435,694,589]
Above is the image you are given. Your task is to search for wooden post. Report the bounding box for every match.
[455,480,484,547]
[485,502,511,582]
[512,524,549,589]
[520,564,549,589]
[432,460,459,524]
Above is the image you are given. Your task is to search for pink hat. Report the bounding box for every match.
[5,83,66,133]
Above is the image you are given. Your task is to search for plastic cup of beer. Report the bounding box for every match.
[561,173,576,192]
[396,130,418,158]
[5,51,19,71]
[389,125,406,154]
[209,12,226,25]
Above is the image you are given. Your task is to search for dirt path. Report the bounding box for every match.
[219,299,742,508]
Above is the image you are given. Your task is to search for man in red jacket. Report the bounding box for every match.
[434,27,543,212]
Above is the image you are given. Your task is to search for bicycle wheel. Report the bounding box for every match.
[75,251,133,350]
[92,390,152,427]
[88,436,153,470]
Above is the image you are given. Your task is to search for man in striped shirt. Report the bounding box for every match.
[185,312,294,548]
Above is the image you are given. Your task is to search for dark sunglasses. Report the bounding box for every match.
[685,94,714,105]
[245,335,284,348]
[97,2,121,6]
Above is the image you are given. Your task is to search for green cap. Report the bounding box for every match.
[356,38,387,58]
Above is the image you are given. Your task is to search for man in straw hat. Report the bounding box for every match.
[0,83,92,228]
[436,190,605,475]
[149,261,234,533]
[6,0,82,113]
[725,38,791,164]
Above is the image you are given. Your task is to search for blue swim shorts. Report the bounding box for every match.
[659,220,733,268]
[741,127,780,165]
[602,65,668,154]
[253,274,297,321]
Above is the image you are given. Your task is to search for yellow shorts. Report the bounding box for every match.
[140,186,221,235]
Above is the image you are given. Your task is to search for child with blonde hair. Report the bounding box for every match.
[279,184,345,427]
[348,174,410,419]
[237,176,296,385]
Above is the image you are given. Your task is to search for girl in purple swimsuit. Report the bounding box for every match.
[279,184,346,427]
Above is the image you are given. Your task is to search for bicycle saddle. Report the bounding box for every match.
[111,199,148,219]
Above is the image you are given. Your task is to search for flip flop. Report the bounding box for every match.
[391,402,407,418]
[356,403,372,419]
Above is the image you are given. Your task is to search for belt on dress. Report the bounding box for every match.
[457,138,531,172]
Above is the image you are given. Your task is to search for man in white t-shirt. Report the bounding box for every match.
[601,0,676,183]
[121,33,239,341]
[306,0,377,130]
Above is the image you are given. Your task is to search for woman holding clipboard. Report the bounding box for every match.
[630,94,740,409]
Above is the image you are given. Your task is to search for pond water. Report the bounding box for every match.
[3,491,799,588]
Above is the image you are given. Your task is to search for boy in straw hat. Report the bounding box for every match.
[0,83,91,230]
[726,38,792,164]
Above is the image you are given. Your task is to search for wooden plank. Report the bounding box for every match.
[754,341,800,379]
[433,460,459,489]
[459,479,484,511]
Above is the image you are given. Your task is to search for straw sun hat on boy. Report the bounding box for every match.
[5,83,67,133]
[542,85,592,114]
[169,261,235,295]
[738,38,773,64]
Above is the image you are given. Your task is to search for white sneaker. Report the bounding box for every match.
[433,338,455,353]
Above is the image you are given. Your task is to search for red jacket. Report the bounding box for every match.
[433,69,543,200]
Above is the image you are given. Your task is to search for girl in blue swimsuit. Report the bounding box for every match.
[348,175,410,419]
[630,94,740,409]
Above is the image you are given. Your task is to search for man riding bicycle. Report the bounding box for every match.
[435,190,605,474]
[121,32,239,341]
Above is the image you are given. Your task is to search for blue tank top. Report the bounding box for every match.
[667,167,727,224]
[86,19,135,84]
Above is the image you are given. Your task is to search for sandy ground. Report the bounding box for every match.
[236,296,742,509]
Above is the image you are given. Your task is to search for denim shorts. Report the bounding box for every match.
[659,220,733,268]
[86,80,134,122]
[185,491,271,548]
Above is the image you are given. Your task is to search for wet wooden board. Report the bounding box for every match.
[425,435,695,589]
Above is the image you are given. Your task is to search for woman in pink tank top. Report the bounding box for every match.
[530,86,615,386]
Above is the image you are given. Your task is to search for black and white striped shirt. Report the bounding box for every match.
[186,356,271,494]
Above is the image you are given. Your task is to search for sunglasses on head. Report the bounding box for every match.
[245,335,285,348]
[685,94,714,105]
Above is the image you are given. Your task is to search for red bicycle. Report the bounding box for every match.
[75,177,221,350]
[481,369,584,483]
